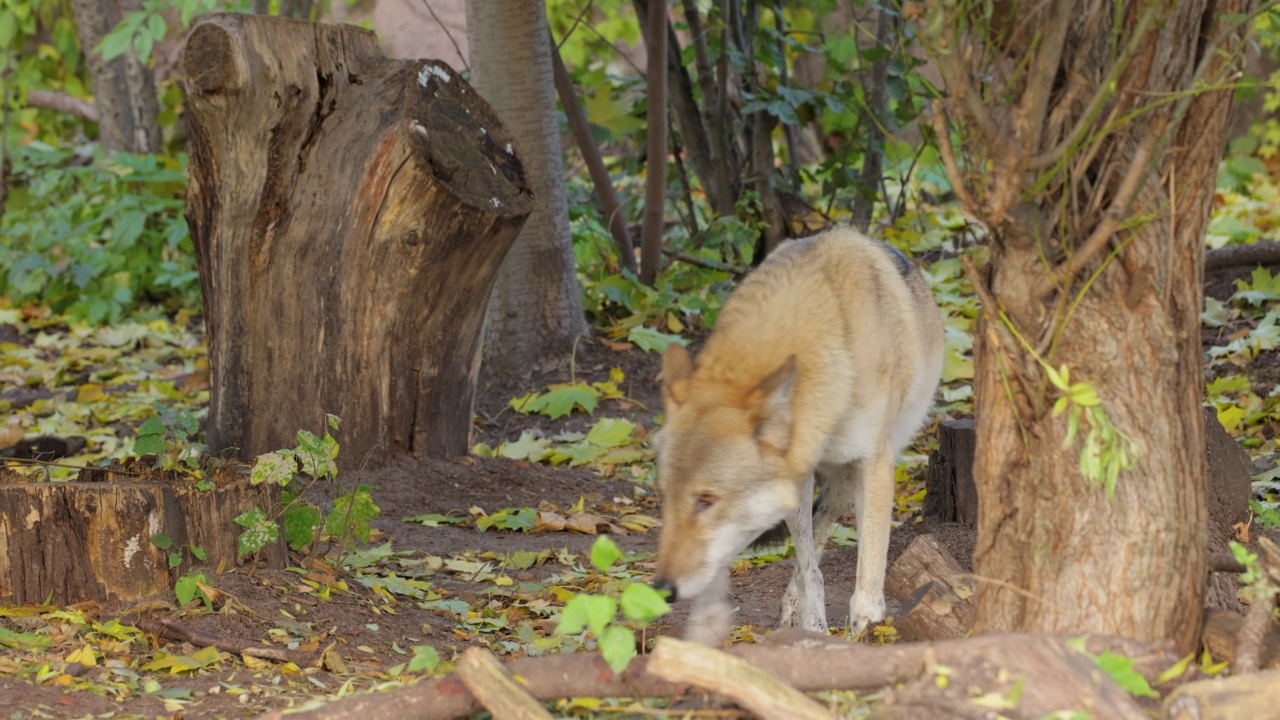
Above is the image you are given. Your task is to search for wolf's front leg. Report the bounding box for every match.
[778,473,827,633]
[849,448,894,636]
[685,569,733,645]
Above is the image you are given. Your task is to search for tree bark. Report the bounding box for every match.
[638,0,668,286]
[932,1,1253,652]
[466,3,586,381]
[69,0,161,153]
[885,534,976,641]
[0,463,282,605]
[183,14,533,464]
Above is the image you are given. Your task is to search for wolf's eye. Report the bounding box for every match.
[695,493,718,513]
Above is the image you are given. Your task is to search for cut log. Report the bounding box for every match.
[0,464,282,605]
[647,637,830,720]
[1201,609,1280,668]
[183,13,533,467]
[259,632,1160,720]
[455,647,554,720]
[884,534,975,641]
[924,408,1251,530]
[1165,667,1280,719]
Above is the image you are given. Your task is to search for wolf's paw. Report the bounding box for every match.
[778,577,801,627]
[848,591,886,637]
[686,598,732,646]
[779,575,828,633]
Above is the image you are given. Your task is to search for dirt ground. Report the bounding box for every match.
[0,262,1276,718]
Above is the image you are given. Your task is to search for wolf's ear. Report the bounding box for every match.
[663,344,694,410]
[749,355,796,451]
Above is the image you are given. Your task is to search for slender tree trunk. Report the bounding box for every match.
[70,0,162,153]
[466,2,586,380]
[638,0,668,285]
[929,0,1252,652]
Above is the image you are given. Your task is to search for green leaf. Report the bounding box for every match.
[599,625,636,675]
[150,532,174,550]
[140,646,222,674]
[133,432,166,456]
[251,450,298,486]
[1093,651,1157,698]
[585,418,636,447]
[402,513,466,527]
[407,645,440,673]
[190,545,207,562]
[475,507,537,532]
[295,429,339,479]
[525,384,599,419]
[620,582,671,626]
[234,506,278,557]
[282,503,321,550]
[0,626,52,650]
[0,11,17,48]
[590,535,622,571]
[556,594,617,638]
[324,485,380,546]
[98,28,133,61]
[627,326,686,353]
[496,432,551,461]
[174,573,211,608]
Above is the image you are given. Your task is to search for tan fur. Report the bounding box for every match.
[653,226,944,644]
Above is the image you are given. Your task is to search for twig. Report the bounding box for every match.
[1049,123,1161,286]
[23,89,100,123]
[661,247,747,277]
[418,0,468,72]
[930,102,978,215]
[554,0,596,53]
[126,616,317,665]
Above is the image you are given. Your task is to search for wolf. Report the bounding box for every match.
[651,226,945,644]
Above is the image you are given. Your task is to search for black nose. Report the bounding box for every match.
[653,577,678,602]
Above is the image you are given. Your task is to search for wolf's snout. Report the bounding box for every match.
[652,577,678,602]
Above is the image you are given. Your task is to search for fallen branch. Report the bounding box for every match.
[1205,240,1280,271]
[455,647,553,720]
[1236,536,1280,673]
[647,637,829,720]
[1165,666,1280,719]
[256,632,1169,720]
[661,247,747,278]
[1201,608,1280,668]
[125,616,316,666]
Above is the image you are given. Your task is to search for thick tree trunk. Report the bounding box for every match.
[465,3,586,381]
[69,0,162,153]
[960,1,1251,651]
[183,14,533,464]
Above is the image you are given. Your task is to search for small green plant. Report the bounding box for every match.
[555,535,671,674]
[132,402,203,472]
[174,571,214,610]
[241,415,382,561]
[1065,635,1157,699]
[149,532,206,570]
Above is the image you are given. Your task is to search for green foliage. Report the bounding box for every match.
[324,484,380,548]
[234,506,279,558]
[554,535,671,675]
[475,417,651,469]
[0,146,196,323]
[174,572,213,610]
[131,402,203,471]
[406,645,440,673]
[150,532,205,570]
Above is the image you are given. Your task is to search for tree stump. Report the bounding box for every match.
[924,409,1251,529]
[0,465,283,605]
[885,534,975,641]
[183,13,534,467]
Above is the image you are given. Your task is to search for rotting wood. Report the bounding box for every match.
[256,632,1169,720]
[455,647,554,720]
[1164,666,1280,719]
[183,13,533,467]
[646,637,829,720]
[884,534,975,641]
[1201,608,1280,668]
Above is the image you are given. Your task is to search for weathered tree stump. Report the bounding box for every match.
[885,534,975,641]
[925,409,1251,529]
[1165,667,1280,719]
[0,465,282,605]
[183,13,533,467]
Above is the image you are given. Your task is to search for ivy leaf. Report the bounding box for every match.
[250,450,297,486]
[234,506,278,557]
[1093,651,1157,698]
[525,384,599,419]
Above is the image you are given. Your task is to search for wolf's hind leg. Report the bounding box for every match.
[686,569,732,645]
[777,472,827,632]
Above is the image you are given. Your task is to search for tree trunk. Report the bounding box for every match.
[183,14,533,464]
[69,0,162,153]
[938,1,1252,652]
[465,3,586,381]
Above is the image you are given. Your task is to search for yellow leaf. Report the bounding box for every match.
[76,384,106,403]
[609,367,625,384]
[493,575,513,586]
[66,645,97,667]
[1217,404,1246,433]
[666,314,684,333]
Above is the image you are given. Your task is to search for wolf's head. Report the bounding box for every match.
[651,344,802,604]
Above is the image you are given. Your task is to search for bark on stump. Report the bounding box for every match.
[183,13,533,466]
[0,465,282,605]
